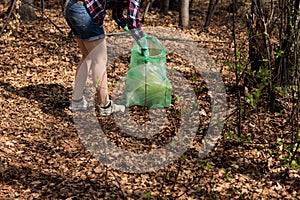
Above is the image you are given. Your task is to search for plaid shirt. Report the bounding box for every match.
[84,0,141,30]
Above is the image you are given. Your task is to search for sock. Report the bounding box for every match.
[101,101,111,109]
[73,97,83,103]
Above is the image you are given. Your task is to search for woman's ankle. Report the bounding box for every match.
[100,100,111,108]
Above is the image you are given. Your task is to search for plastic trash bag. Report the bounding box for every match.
[123,34,172,108]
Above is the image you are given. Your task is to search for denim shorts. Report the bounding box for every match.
[65,0,105,41]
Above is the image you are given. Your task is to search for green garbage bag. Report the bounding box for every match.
[123,35,172,108]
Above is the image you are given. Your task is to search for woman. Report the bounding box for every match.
[65,0,148,115]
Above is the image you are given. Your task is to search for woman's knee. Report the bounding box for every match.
[84,38,106,53]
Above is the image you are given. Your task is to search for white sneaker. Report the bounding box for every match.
[69,97,89,111]
[99,100,125,116]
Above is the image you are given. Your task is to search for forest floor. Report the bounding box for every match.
[0,0,299,199]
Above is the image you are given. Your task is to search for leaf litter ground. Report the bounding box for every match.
[0,0,299,199]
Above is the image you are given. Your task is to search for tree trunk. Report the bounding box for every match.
[161,0,169,14]
[275,0,300,86]
[18,0,37,21]
[247,0,267,73]
[204,0,218,30]
[180,0,189,28]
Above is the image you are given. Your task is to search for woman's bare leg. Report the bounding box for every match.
[81,38,109,107]
[72,36,110,107]
[72,38,91,101]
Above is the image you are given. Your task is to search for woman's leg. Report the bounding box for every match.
[72,38,91,101]
[81,38,110,107]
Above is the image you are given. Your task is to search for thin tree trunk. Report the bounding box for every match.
[275,0,299,86]
[232,0,242,136]
[0,0,17,35]
[161,0,170,14]
[247,0,268,74]
[180,0,189,28]
[204,0,219,30]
